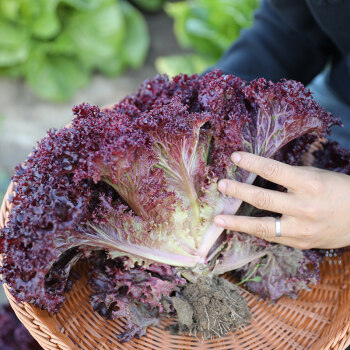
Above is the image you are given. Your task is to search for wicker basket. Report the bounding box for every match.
[1,182,350,350]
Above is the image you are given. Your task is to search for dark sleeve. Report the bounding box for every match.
[211,0,333,84]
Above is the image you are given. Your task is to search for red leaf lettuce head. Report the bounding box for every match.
[0,70,338,312]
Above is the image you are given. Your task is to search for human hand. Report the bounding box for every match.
[214,152,350,249]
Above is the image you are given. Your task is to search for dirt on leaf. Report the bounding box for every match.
[167,276,251,339]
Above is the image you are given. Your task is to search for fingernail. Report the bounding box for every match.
[218,180,226,193]
[231,152,241,164]
[215,217,226,227]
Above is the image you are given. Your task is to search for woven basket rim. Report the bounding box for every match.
[2,181,350,350]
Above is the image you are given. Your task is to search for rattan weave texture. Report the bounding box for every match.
[1,182,350,350]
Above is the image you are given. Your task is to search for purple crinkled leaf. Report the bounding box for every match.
[88,253,185,342]
[215,232,320,301]
[240,245,321,301]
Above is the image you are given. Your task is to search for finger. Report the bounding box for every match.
[231,152,307,192]
[214,214,318,250]
[218,179,302,216]
[214,215,319,249]
[214,215,297,240]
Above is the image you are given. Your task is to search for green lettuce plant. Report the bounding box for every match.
[156,0,259,76]
[0,0,149,101]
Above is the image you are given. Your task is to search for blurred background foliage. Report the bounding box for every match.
[0,0,258,101]
[156,0,259,76]
[130,0,166,12]
[0,0,149,101]
[0,114,5,204]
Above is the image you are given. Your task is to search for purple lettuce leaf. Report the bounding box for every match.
[242,78,335,158]
[88,252,184,342]
[212,232,271,275]
[312,140,350,174]
[0,106,127,311]
[238,243,321,301]
[214,232,320,301]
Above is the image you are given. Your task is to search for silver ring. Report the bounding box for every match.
[275,217,281,237]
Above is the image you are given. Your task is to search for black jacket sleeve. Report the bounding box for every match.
[212,0,333,85]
